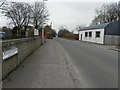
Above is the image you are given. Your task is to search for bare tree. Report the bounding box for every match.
[58,25,69,37]
[0,1,49,38]
[23,4,33,27]
[106,3,118,22]
[32,1,49,29]
[0,0,6,7]
[1,2,32,38]
[1,2,32,27]
[91,2,119,25]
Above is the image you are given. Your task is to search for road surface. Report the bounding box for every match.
[55,38,118,88]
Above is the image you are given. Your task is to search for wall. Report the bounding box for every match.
[79,29,105,44]
[2,37,41,79]
[104,35,120,45]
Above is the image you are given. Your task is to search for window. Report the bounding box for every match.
[89,32,92,37]
[85,32,88,37]
[96,31,100,38]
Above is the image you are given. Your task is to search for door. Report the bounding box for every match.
[81,34,82,41]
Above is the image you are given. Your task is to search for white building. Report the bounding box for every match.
[79,21,120,45]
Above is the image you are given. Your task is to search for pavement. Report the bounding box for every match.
[3,39,81,88]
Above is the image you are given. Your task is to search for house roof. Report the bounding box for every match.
[105,21,120,35]
[80,22,110,31]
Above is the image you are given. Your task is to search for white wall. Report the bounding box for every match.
[79,29,105,44]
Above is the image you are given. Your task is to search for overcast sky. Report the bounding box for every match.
[0,0,119,32]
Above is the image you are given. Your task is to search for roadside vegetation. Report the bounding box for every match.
[0,0,49,40]
[58,25,79,40]
[91,2,120,25]
[44,25,56,39]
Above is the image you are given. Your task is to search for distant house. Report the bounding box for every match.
[25,24,39,37]
[25,25,34,37]
[79,21,120,45]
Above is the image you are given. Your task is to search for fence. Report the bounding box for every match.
[2,37,41,79]
[104,35,120,46]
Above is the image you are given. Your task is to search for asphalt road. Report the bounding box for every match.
[54,38,118,88]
